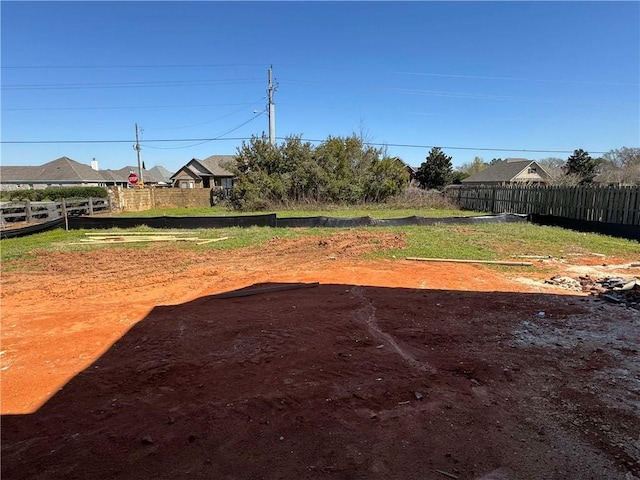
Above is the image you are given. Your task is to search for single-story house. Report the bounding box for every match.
[390,157,417,182]
[99,165,167,188]
[461,158,551,186]
[0,157,169,191]
[170,155,235,190]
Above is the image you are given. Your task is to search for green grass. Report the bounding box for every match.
[1,219,638,269]
[0,228,84,263]
[0,226,328,266]
[369,223,640,262]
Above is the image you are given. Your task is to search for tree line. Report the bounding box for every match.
[226,135,639,210]
[444,147,640,188]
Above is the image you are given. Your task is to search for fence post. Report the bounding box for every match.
[62,198,69,231]
[88,197,94,216]
[25,200,32,223]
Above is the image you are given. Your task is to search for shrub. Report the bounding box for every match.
[7,186,108,202]
[227,134,410,210]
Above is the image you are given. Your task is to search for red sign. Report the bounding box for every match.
[128,173,139,185]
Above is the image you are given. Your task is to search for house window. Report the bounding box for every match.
[528,167,537,174]
[221,178,233,189]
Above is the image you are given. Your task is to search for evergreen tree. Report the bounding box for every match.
[565,149,598,183]
[415,147,453,190]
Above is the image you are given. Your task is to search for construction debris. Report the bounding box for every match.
[547,275,640,309]
[406,257,532,267]
[70,232,230,245]
[545,276,582,291]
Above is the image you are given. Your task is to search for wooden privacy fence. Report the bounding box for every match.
[446,185,640,226]
[0,198,110,226]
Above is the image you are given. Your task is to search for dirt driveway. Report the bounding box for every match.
[1,231,639,480]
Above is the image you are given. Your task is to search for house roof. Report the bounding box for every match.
[461,159,549,183]
[170,165,202,181]
[0,166,40,182]
[0,157,170,184]
[170,155,235,180]
[0,157,106,183]
[197,155,235,176]
[149,165,172,183]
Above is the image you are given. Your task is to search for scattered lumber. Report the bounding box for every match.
[196,236,230,245]
[84,231,196,236]
[75,237,200,244]
[71,233,231,245]
[212,282,320,299]
[406,257,533,267]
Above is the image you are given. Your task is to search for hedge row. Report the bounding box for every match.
[5,187,109,202]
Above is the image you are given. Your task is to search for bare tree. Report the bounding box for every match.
[536,157,582,185]
[458,156,488,176]
[600,147,640,185]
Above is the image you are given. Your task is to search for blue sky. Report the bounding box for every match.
[2,1,639,173]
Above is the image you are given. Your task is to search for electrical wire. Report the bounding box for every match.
[143,97,266,131]
[2,63,268,69]
[3,103,263,112]
[0,135,608,154]
[397,71,640,87]
[1,78,263,90]
[4,62,636,87]
[281,79,637,107]
[141,111,266,149]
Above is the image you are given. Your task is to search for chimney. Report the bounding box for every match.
[91,158,99,170]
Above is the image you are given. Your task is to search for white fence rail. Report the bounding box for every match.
[0,198,110,226]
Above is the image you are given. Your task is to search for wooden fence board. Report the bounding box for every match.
[447,185,640,226]
[0,197,109,226]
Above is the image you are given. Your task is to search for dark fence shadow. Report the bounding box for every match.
[2,283,637,480]
[65,213,526,230]
[531,214,640,241]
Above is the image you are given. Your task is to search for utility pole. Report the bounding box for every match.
[267,65,276,146]
[134,123,144,186]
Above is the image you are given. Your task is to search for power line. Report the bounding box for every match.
[143,97,266,131]
[0,138,250,144]
[143,111,266,149]
[281,79,637,107]
[281,138,608,155]
[2,63,268,69]
[4,62,636,87]
[3,102,262,112]
[397,71,640,87]
[1,78,262,90]
[391,88,637,107]
[0,136,609,154]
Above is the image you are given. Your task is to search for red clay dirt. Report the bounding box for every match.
[1,231,639,480]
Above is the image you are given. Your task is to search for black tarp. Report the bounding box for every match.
[530,214,640,242]
[2,213,529,237]
[277,213,527,228]
[0,218,65,239]
[67,214,277,230]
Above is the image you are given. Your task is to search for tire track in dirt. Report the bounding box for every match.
[351,286,436,374]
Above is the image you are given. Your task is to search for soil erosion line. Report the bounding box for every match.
[352,286,436,374]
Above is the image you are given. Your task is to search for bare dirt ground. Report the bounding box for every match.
[1,231,639,480]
